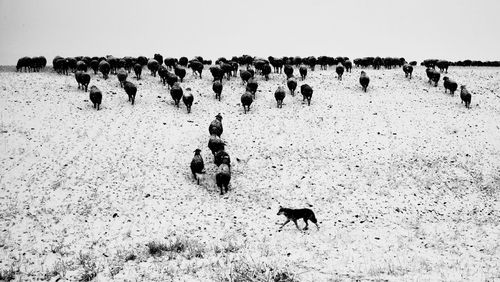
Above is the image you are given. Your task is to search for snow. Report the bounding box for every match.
[0,66,499,281]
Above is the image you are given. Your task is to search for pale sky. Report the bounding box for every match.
[0,0,499,65]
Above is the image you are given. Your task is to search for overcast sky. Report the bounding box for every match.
[0,0,499,65]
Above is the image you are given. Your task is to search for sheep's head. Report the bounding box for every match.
[194,149,202,155]
[215,113,222,121]
[443,76,449,81]
[460,85,466,90]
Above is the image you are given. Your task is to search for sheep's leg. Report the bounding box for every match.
[303,219,309,230]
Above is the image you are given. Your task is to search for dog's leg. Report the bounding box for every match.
[279,219,290,230]
[303,219,309,230]
[293,220,301,230]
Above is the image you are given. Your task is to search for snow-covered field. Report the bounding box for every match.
[1,65,499,281]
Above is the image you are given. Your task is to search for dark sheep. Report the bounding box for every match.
[76,61,87,72]
[219,62,233,80]
[182,91,194,113]
[179,57,188,67]
[133,63,142,79]
[274,86,286,108]
[287,77,297,96]
[123,81,137,105]
[213,81,223,101]
[117,68,128,88]
[158,66,169,85]
[190,149,205,185]
[436,60,450,73]
[78,72,91,92]
[147,59,159,77]
[284,65,294,79]
[174,66,186,82]
[210,66,224,83]
[137,56,148,67]
[98,60,110,79]
[239,69,252,84]
[170,82,183,107]
[359,71,370,92]
[373,57,383,69]
[299,65,307,80]
[300,84,313,106]
[166,72,179,89]
[443,77,458,95]
[209,114,223,137]
[106,56,119,74]
[65,57,77,72]
[89,85,102,110]
[246,78,258,98]
[343,60,353,72]
[208,136,225,156]
[403,63,413,79]
[261,64,272,81]
[154,54,163,66]
[188,60,203,78]
[336,63,345,80]
[214,150,231,167]
[90,60,99,75]
[75,71,84,90]
[216,163,231,195]
[460,85,471,108]
[241,91,253,113]
[426,67,440,86]
[164,58,177,70]
[53,57,68,75]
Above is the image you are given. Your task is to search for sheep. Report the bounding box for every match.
[212,81,223,101]
[214,149,231,167]
[75,71,84,90]
[179,57,188,67]
[158,66,169,85]
[16,56,31,72]
[164,58,177,70]
[98,60,110,79]
[403,63,413,79]
[426,67,440,86]
[76,60,87,72]
[190,149,205,185]
[210,66,224,83]
[208,135,225,156]
[219,62,233,80]
[343,60,353,72]
[106,56,119,74]
[147,59,159,77]
[123,81,137,105]
[261,64,272,81]
[300,84,313,106]
[170,82,183,107]
[359,71,370,92]
[436,60,450,73]
[166,72,179,89]
[241,91,253,113]
[182,91,194,113]
[240,69,252,84]
[335,63,345,80]
[274,86,286,108]
[154,53,163,66]
[90,60,99,75]
[287,77,297,96]
[80,73,90,92]
[66,57,77,72]
[443,76,458,95]
[174,66,186,82]
[133,63,142,79]
[460,85,471,108]
[284,65,294,79]
[246,78,258,98]
[117,68,128,88]
[299,65,307,80]
[188,60,203,78]
[89,85,102,110]
[216,163,231,195]
[209,114,223,137]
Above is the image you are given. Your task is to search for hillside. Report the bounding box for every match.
[0,66,499,281]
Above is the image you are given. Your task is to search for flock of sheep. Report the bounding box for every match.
[15,54,477,194]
